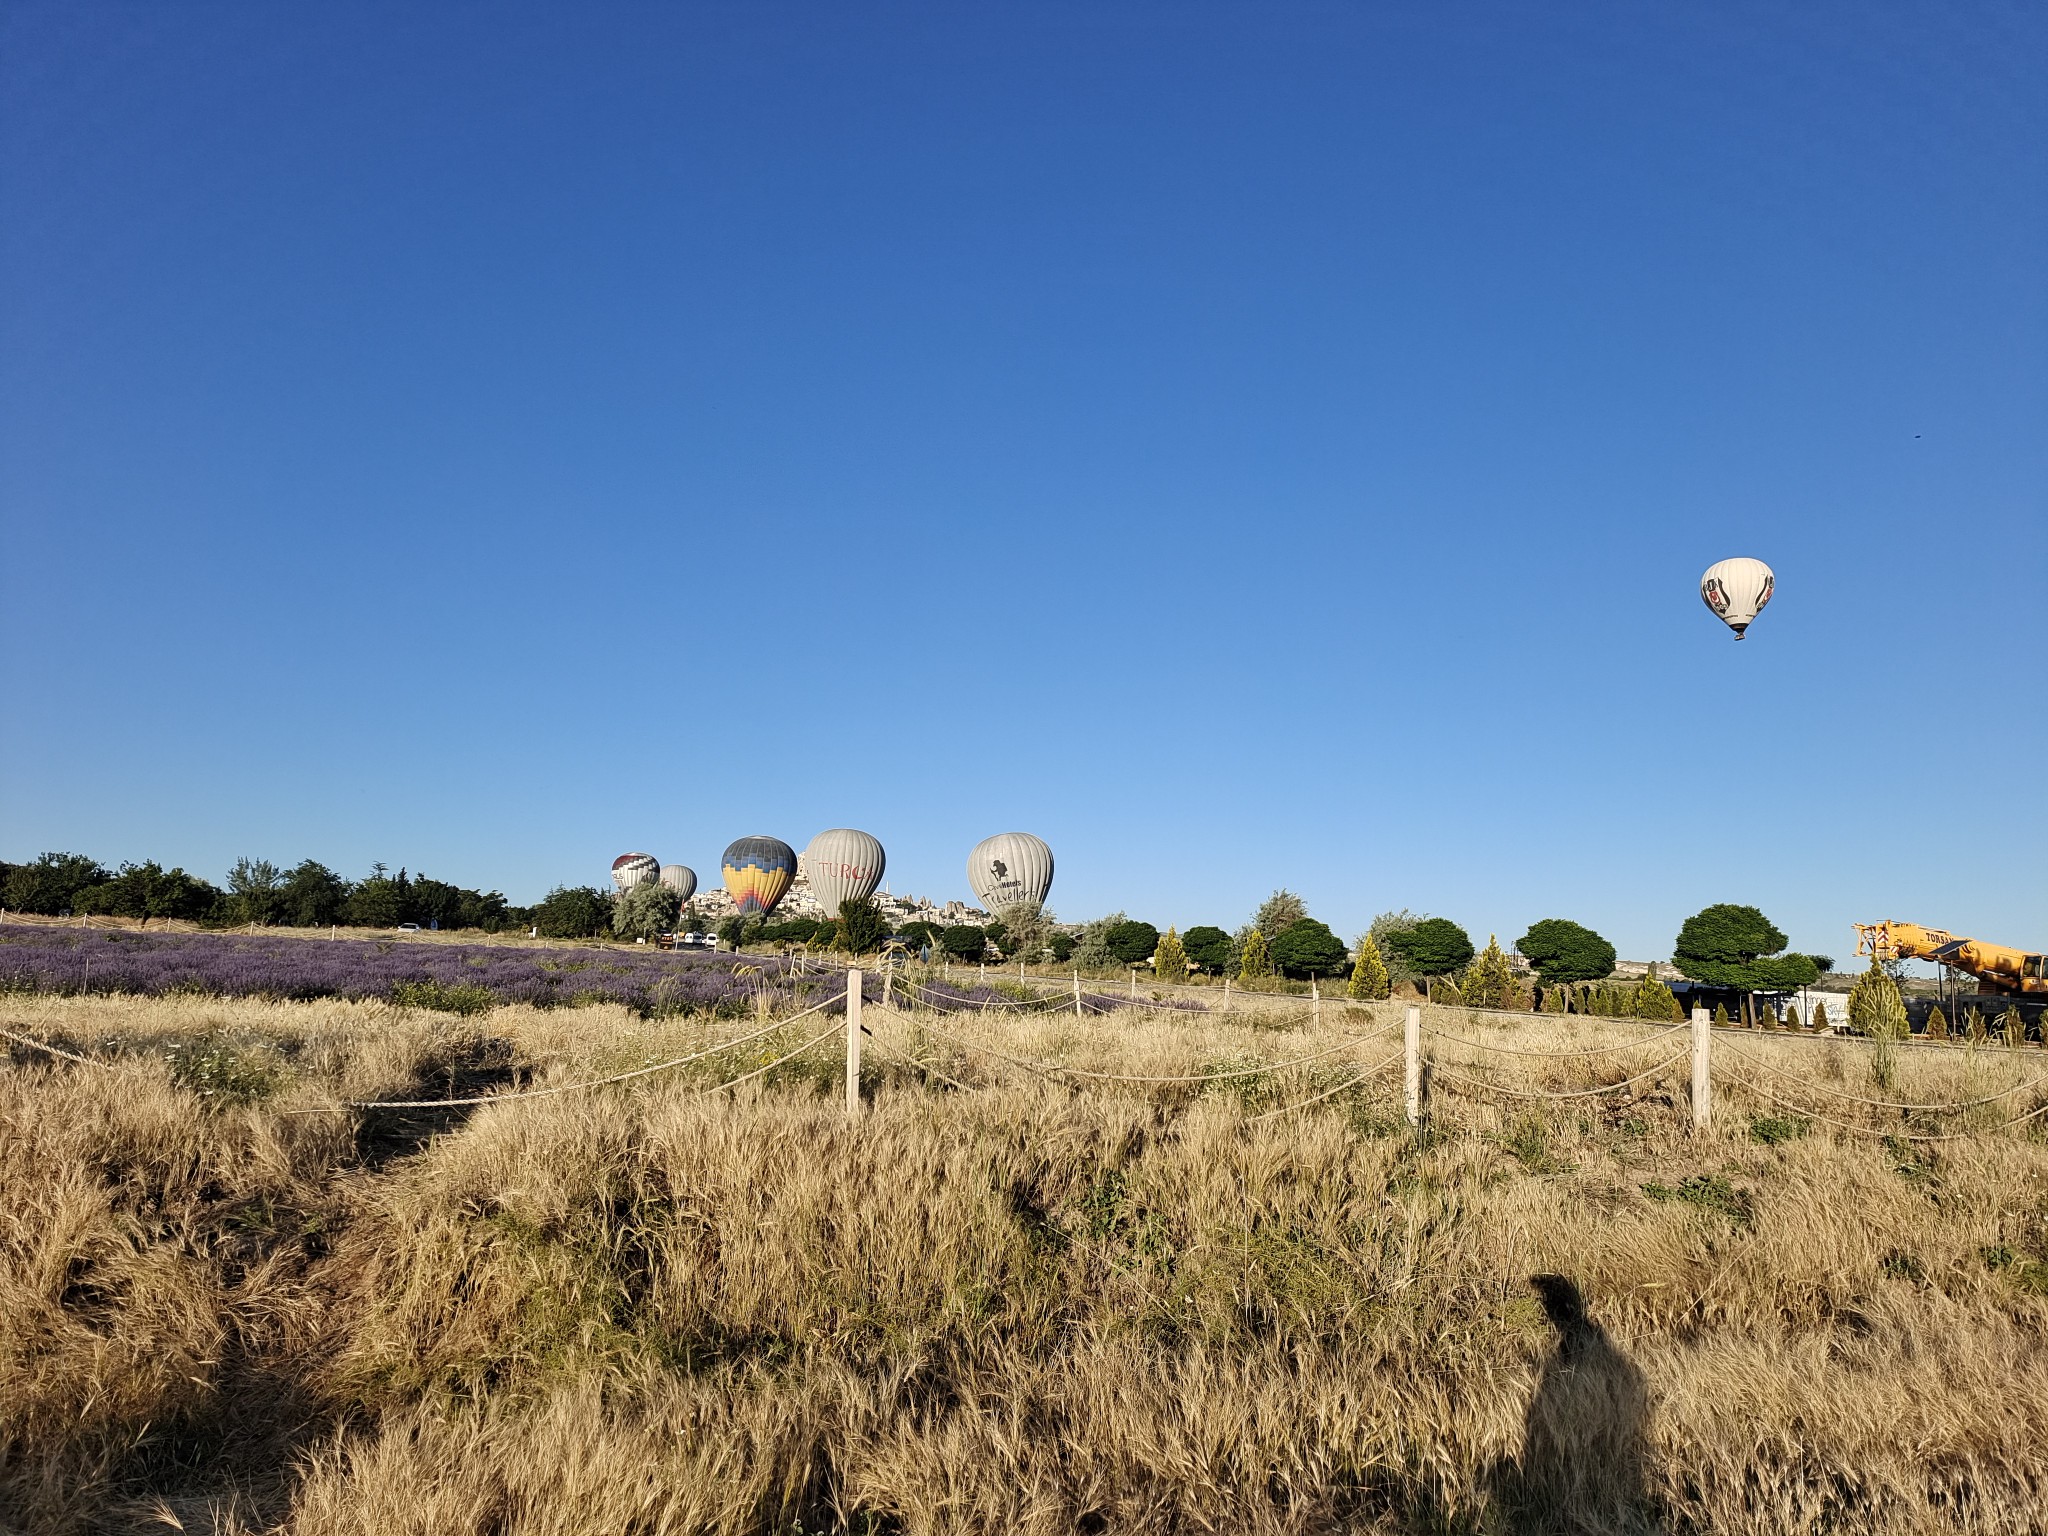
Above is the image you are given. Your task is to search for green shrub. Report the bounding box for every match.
[1712,1003,1730,1029]
[1459,935,1519,1010]
[391,980,496,1016]
[1925,1004,1949,1042]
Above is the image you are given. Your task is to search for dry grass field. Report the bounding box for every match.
[4,988,2047,1535]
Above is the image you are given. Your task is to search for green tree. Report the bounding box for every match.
[3,852,110,915]
[941,925,987,960]
[278,861,349,927]
[837,898,887,954]
[226,858,287,926]
[1810,998,1829,1032]
[897,920,941,952]
[1367,911,1426,987]
[1239,928,1271,981]
[1073,912,1129,968]
[1711,1003,1730,1028]
[1182,925,1232,973]
[1514,919,1616,984]
[1673,904,1820,992]
[1459,935,1519,1009]
[1270,919,1347,979]
[532,885,611,939]
[613,881,682,942]
[1153,926,1188,983]
[992,901,1053,964]
[1382,917,1474,981]
[1347,934,1391,1000]
[1048,933,1077,963]
[718,915,752,950]
[344,871,412,928]
[76,862,220,923]
[1253,890,1308,936]
[1106,920,1160,965]
[1925,1003,1949,1042]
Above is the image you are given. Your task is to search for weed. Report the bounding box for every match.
[1642,1173,1753,1227]
[390,979,497,1015]
[1749,1113,1811,1146]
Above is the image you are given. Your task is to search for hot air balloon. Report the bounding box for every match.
[611,852,660,893]
[721,836,797,917]
[803,829,885,914]
[967,833,1054,913]
[659,864,697,902]
[1700,557,1774,640]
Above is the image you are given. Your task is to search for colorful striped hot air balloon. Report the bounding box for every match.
[721,836,797,916]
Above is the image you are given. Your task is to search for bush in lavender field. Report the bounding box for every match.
[0,925,819,1018]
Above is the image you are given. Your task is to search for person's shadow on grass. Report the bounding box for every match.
[1493,1274,1658,1534]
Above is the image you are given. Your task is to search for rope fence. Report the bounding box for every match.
[9,982,2048,1143]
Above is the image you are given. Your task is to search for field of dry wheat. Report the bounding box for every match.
[4,986,2047,1536]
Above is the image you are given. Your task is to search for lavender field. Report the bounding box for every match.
[0,923,1200,1019]
[0,925,819,1016]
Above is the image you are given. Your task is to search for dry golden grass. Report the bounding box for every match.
[4,992,2047,1535]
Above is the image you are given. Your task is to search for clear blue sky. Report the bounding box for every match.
[3,2,2042,962]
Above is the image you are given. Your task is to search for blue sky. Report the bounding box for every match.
[3,2,2042,962]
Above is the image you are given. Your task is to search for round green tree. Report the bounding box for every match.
[1182,925,1233,973]
[1270,919,1348,979]
[1383,917,1474,979]
[1514,919,1617,984]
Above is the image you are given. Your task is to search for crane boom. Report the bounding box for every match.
[1854,921,2048,996]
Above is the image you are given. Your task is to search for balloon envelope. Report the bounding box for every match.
[1700,557,1774,639]
[804,829,885,914]
[721,836,797,916]
[611,852,660,893]
[967,832,1054,913]
[658,864,697,902]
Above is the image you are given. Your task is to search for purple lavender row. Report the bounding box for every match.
[0,925,821,1015]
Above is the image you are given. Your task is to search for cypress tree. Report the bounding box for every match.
[1348,934,1390,1001]
[1636,974,1680,1021]
[1461,935,1517,1010]
[1712,1003,1731,1029]
[1239,927,1271,982]
[1810,998,1829,1032]
[1925,1003,1949,1042]
[1153,926,1188,984]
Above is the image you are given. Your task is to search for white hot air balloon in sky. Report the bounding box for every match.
[968,832,1054,913]
[804,829,886,914]
[611,852,660,893]
[659,864,697,902]
[1700,557,1774,640]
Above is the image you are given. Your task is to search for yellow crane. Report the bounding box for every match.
[1854,921,2048,997]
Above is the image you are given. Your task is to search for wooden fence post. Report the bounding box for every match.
[1129,970,1138,1001]
[1223,976,1231,1011]
[1312,978,1321,1027]
[1404,1003,1423,1126]
[846,969,864,1117]
[1073,972,1084,1017]
[1691,1006,1711,1131]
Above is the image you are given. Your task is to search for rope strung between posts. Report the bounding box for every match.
[860,1028,980,1093]
[898,1012,1398,1085]
[1419,1021,1690,1060]
[1716,1040,2048,1112]
[694,1016,848,1097]
[1428,1049,1691,1102]
[1721,1070,2048,1142]
[1,1025,120,1070]
[292,985,850,1111]
[1247,1052,1406,1120]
